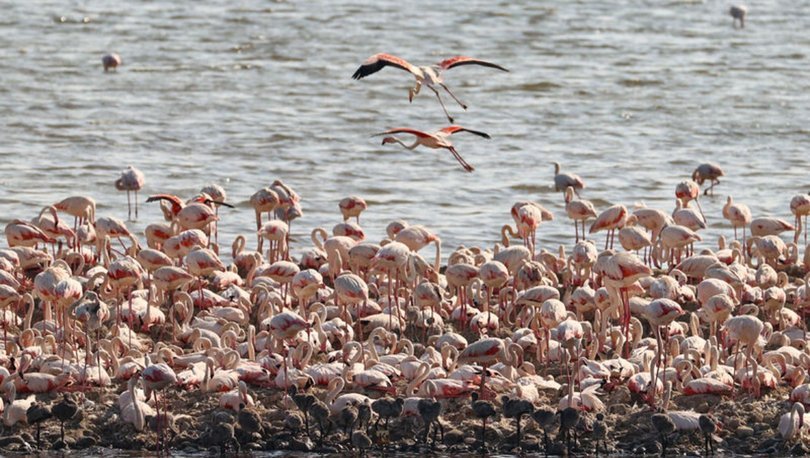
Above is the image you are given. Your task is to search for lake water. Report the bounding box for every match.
[1,0,809,257]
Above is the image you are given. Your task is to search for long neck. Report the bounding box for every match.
[391,138,419,150]
[432,239,442,274]
[407,362,429,395]
[326,378,344,405]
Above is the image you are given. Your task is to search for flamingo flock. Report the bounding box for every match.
[0,158,808,455]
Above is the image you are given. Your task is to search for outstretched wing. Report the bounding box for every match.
[145,194,184,215]
[437,56,509,72]
[372,128,431,138]
[352,54,419,80]
[440,126,491,139]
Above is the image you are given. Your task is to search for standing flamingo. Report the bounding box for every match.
[374,126,490,172]
[565,187,597,243]
[590,205,628,250]
[352,53,509,122]
[692,163,724,196]
[790,194,810,244]
[730,5,748,28]
[723,196,752,254]
[115,166,145,220]
[553,162,585,193]
[339,196,368,224]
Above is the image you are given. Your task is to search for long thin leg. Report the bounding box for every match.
[439,83,467,109]
[448,147,474,172]
[127,191,132,220]
[429,86,454,123]
[135,189,139,218]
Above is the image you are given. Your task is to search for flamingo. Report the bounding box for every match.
[779,402,808,441]
[692,163,724,196]
[790,194,810,244]
[723,195,752,248]
[102,53,122,71]
[730,5,747,28]
[750,217,795,237]
[553,162,585,193]
[352,53,508,122]
[374,126,490,172]
[565,187,597,243]
[590,205,628,250]
[115,166,145,220]
[457,337,507,397]
[339,196,368,223]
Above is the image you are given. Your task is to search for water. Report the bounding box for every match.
[1,0,809,256]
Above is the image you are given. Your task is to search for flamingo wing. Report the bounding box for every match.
[440,126,491,139]
[352,53,419,80]
[372,128,432,138]
[145,194,184,215]
[437,56,509,72]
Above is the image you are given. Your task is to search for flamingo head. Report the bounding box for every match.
[381,136,398,146]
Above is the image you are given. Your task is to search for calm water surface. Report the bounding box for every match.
[1,0,809,256]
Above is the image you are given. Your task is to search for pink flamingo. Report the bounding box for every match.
[589,205,628,250]
[790,194,810,244]
[339,196,368,224]
[352,53,508,122]
[374,126,490,172]
[692,163,724,196]
[565,187,597,243]
[115,166,145,220]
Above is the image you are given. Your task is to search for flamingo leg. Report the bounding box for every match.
[447,147,474,173]
[428,86,454,123]
[127,191,132,221]
[439,82,467,110]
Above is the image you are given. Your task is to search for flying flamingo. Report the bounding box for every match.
[352,53,509,122]
[374,126,490,172]
[115,166,145,220]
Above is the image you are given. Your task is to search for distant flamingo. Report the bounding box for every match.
[352,53,508,122]
[730,5,748,28]
[102,53,122,72]
[115,166,145,220]
[692,163,724,196]
[553,163,585,193]
[374,126,490,172]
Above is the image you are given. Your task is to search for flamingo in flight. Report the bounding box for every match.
[352,53,509,122]
[374,126,490,173]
